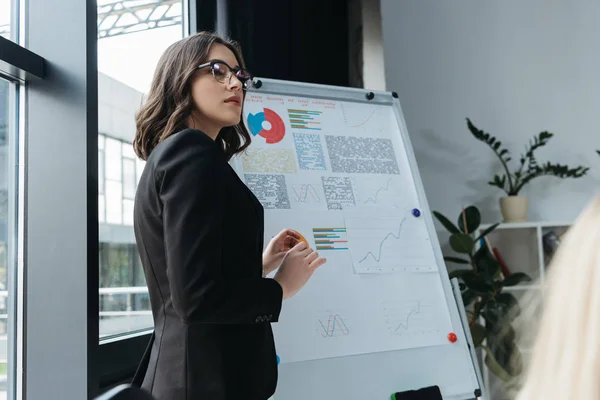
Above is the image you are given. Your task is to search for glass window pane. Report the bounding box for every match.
[122,142,135,159]
[136,158,145,184]
[98,194,105,223]
[0,0,14,42]
[122,199,133,226]
[0,77,17,400]
[98,134,105,150]
[122,158,135,199]
[98,0,184,339]
[98,150,105,195]
[104,137,122,182]
[105,180,122,225]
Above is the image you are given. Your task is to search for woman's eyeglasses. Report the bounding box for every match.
[197,61,253,90]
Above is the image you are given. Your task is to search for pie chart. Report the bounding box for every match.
[247,108,286,144]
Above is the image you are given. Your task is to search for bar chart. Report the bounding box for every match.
[312,227,348,250]
[287,109,323,130]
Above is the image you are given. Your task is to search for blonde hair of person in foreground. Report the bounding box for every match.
[515,196,600,400]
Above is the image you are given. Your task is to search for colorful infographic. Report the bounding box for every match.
[232,93,452,365]
[247,108,286,144]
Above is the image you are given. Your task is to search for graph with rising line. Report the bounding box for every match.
[382,300,439,336]
[312,227,348,251]
[344,209,436,273]
[393,302,421,331]
[359,217,407,263]
[364,177,394,204]
[288,109,323,130]
[318,313,350,338]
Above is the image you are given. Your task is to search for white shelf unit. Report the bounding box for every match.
[473,221,571,400]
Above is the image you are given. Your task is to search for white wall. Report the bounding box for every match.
[381,0,600,224]
[347,0,386,90]
[362,0,386,90]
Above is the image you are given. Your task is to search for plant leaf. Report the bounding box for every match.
[489,340,523,377]
[461,289,476,307]
[449,269,473,279]
[444,256,470,264]
[473,247,500,282]
[463,274,493,295]
[432,211,460,234]
[501,272,532,287]
[496,292,521,321]
[470,322,486,347]
[483,304,501,327]
[474,222,500,243]
[449,233,474,254]
[488,321,516,343]
[506,343,524,376]
[457,206,481,234]
[481,345,512,382]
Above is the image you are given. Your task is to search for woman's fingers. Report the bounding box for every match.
[309,256,327,270]
[283,234,299,249]
[285,229,301,240]
[305,250,319,264]
[291,240,308,252]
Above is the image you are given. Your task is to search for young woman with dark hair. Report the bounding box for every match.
[131,31,326,400]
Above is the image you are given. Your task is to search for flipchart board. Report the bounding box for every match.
[229,78,485,400]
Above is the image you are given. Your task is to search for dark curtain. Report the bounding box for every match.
[194,0,218,33]
[225,0,350,87]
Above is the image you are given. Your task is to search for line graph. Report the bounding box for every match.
[393,302,421,331]
[340,103,377,128]
[344,209,438,273]
[318,313,350,338]
[292,184,321,203]
[358,217,407,264]
[382,300,439,336]
[287,177,328,211]
[338,102,391,137]
[364,177,393,204]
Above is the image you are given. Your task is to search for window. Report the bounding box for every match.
[97,0,185,339]
[98,134,149,338]
[0,0,14,42]
[2,0,195,395]
[0,0,30,397]
[0,75,16,400]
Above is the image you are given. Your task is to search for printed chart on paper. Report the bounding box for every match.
[231,93,453,364]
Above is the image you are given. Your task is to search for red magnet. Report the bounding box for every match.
[448,332,457,343]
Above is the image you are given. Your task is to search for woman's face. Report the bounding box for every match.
[188,44,245,139]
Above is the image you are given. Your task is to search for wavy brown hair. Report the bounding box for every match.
[133,31,252,161]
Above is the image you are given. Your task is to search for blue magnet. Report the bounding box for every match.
[276,354,280,365]
[412,208,421,217]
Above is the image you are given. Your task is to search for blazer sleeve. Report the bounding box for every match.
[157,134,283,325]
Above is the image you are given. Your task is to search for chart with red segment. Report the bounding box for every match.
[234,92,452,365]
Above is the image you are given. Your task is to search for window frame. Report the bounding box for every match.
[17,0,98,397]
[0,38,45,82]
[1,69,22,400]
[98,133,141,227]
[0,0,208,398]
[96,0,202,392]
[0,1,50,399]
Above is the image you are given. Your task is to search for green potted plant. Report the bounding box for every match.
[433,205,532,386]
[467,118,589,222]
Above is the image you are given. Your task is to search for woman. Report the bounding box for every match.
[514,196,600,400]
[131,31,327,400]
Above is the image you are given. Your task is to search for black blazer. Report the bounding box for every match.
[132,128,284,400]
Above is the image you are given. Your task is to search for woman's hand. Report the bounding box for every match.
[274,241,327,300]
[262,228,302,276]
